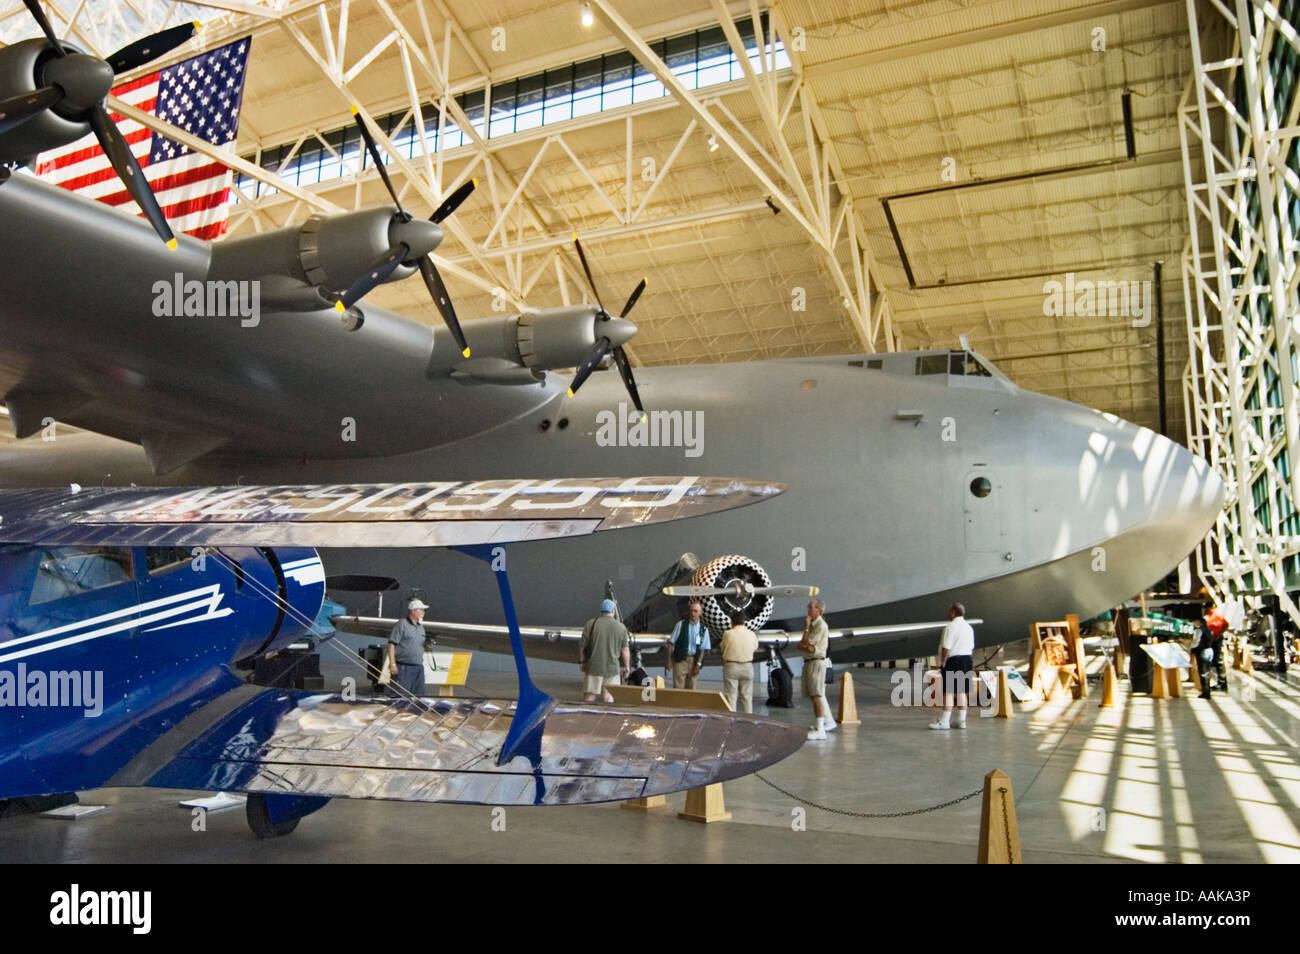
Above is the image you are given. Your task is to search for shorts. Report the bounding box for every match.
[584,672,620,695]
[802,658,828,698]
[941,655,974,696]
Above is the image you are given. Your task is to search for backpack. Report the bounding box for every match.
[767,657,794,707]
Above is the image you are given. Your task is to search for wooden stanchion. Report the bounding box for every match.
[995,669,1013,719]
[678,784,731,823]
[1150,663,1169,699]
[1189,656,1203,694]
[1240,641,1255,675]
[654,675,666,689]
[837,671,860,725]
[1165,664,1182,698]
[1066,614,1088,699]
[977,769,1022,864]
[438,685,456,698]
[1099,662,1117,708]
[622,796,668,813]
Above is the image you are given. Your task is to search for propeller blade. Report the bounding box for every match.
[750,585,821,598]
[430,179,476,224]
[87,106,176,249]
[619,277,646,317]
[351,106,405,217]
[417,257,471,358]
[336,242,410,310]
[572,234,606,315]
[611,346,644,414]
[0,85,61,135]
[23,0,67,57]
[107,21,199,75]
[662,584,745,598]
[567,336,611,397]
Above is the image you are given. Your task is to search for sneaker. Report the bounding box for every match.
[928,720,950,730]
[823,717,838,732]
[953,720,966,730]
[806,726,827,740]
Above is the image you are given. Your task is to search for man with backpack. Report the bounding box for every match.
[665,601,711,689]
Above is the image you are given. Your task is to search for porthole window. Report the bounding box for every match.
[970,477,992,498]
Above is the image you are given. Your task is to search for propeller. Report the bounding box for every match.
[12,2,200,248]
[663,583,821,599]
[567,234,646,413]
[342,106,475,358]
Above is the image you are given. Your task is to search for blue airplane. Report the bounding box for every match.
[0,478,804,838]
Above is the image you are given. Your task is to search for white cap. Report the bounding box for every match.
[408,598,429,611]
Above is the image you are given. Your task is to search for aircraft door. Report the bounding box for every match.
[963,468,1002,552]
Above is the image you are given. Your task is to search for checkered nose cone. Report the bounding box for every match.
[694,554,773,635]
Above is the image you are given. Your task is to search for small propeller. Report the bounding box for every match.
[663,583,821,598]
[346,106,474,357]
[566,235,646,412]
[14,3,199,248]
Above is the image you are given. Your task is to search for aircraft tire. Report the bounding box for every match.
[245,793,301,839]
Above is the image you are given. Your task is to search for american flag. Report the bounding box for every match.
[36,37,251,241]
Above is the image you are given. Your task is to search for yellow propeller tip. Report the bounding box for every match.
[350,105,360,115]
[572,231,579,240]
[165,238,178,250]
[192,20,203,31]
[567,388,575,397]
[471,177,478,186]
[461,347,471,358]
[810,586,820,595]
[335,300,346,312]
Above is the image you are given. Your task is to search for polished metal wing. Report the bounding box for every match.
[0,477,784,548]
[136,688,806,806]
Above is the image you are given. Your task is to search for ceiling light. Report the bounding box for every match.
[708,135,718,151]
[580,3,594,27]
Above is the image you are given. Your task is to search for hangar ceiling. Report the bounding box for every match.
[0,0,1193,440]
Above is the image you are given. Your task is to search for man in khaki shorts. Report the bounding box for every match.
[580,599,630,702]
[720,611,758,713]
[800,598,837,740]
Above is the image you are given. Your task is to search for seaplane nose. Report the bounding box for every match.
[1089,412,1225,581]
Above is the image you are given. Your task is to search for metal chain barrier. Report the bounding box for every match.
[998,785,1017,862]
[754,772,983,818]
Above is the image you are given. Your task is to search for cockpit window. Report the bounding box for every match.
[147,547,194,577]
[915,354,949,375]
[30,547,134,605]
[951,351,993,377]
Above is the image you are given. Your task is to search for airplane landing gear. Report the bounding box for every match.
[245,792,330,839]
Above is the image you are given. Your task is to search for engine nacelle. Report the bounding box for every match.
[0,39,93,164]
[693,555,774,635]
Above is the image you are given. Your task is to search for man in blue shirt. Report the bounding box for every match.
[666,601,711,689]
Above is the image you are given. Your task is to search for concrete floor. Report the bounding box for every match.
[3,649,1298,863]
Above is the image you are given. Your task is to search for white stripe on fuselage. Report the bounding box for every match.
[0,585,234,664]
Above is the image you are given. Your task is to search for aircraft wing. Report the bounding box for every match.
[332,615,982,664]
[758,618,983,653]
[332,615,668,663]
[0,477,782,548]
[129,686,806,806]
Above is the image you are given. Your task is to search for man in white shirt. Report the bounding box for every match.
[930,602,975,730]
[800,598,837,740]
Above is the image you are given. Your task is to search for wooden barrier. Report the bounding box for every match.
[606,684,731,710]
[1189,656,1203,694]
[1099,662,1117,708]
[837,671,860,724]
[977,769,1022,864]
[994,668,1013,719]
[678,784,731,823]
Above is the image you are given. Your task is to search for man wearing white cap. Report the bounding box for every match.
[388,598,430,696]
[580,598,630,702]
